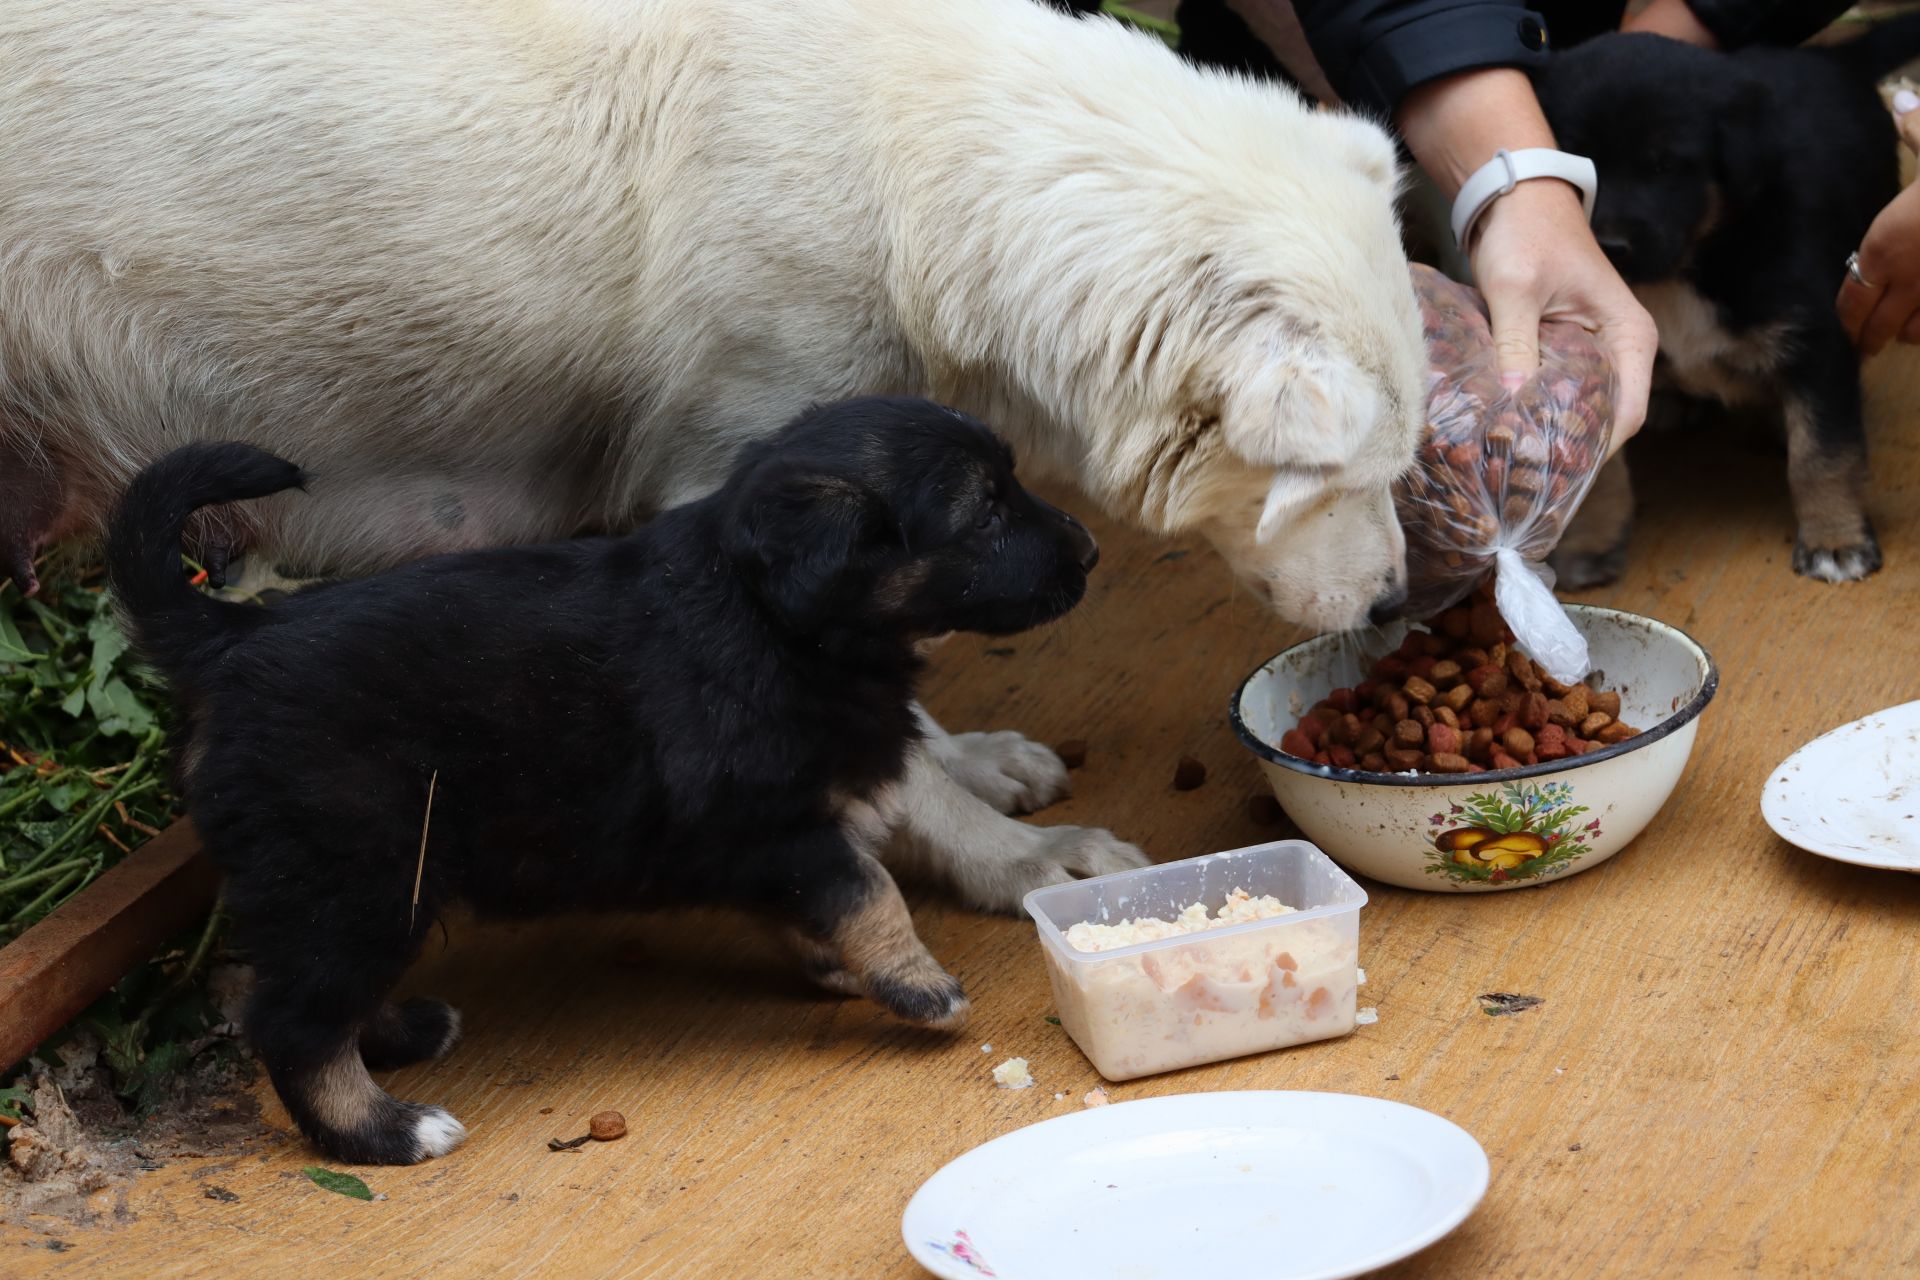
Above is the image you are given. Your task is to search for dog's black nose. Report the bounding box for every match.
[1050,507,1098,573]
[1367,582,1408,625]
[1595,233,1634,263]
[1071,523,1099,573]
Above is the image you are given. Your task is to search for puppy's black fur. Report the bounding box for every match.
[107,397,1099,1165]
[1536,21,1920,586]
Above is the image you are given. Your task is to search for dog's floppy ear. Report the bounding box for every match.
[1336,115,1402,194]
[1220,340,1378,469]
[727,472,885,632]
[1215,340,1379,543]
[1714,77,1777,207]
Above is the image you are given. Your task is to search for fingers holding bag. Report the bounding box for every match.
[1396,266,1618,684]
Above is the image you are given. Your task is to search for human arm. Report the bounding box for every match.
[1395,68,1656,456]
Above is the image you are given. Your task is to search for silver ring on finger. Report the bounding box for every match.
[1847,251,1877,290]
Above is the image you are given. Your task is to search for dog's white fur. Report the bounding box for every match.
[0,0,1426,906]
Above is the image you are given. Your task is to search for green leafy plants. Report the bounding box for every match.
[0,562,237,1099]
[1,565,176,941]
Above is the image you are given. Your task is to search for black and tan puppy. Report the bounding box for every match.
[106,397,1099,1165]
[1536,20,1920,586]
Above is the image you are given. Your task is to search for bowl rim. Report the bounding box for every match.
[1229,603,1719,789]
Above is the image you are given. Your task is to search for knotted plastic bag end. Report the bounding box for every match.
[1491,548,1588,686]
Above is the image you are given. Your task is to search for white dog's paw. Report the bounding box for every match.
[960,826,1150,914]
[934,730,1070,815]
[409,1105,469,1160]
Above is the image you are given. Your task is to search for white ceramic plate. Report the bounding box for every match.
[901,1091,1488,1280]
[1763,700,1920,871]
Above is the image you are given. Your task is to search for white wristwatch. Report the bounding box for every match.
[1450,148,1598,250]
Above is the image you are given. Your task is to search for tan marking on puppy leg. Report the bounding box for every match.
[1784,401,1869,546]
[1784,399,1879,581]
[307,1043,386,1135]
[831,855,968,1029]
[782,928,862,996]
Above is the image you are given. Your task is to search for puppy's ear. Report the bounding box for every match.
[728,475,882,632]
[1220,340,1379,472]
[1714,78,1776,207]
[1336,116,1402,194]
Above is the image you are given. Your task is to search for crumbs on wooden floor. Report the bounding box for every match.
[1478,992,1545,1017]
[991,1058,1033,1089]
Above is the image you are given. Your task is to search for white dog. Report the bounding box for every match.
[0,0,1426,909]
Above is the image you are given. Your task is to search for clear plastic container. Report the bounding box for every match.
[1023,841,1367,1081]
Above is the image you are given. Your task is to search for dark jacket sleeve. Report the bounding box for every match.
[1680,0,1856,49]
[1290,0,1553,119]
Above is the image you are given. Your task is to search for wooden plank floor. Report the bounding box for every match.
[8,350,1920,1278]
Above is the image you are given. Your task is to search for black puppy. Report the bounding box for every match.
[1536,21,1920,586]
[106,397,1099,1165]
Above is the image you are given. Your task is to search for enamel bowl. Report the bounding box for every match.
[1231,605,1718,892]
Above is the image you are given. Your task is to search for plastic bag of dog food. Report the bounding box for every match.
[1396,264,1617,685]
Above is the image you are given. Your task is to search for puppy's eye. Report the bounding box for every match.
[975,504,1003,531]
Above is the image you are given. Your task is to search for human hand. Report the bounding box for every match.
[1470,181,1658,459]
[1837,90,1920,355]
[1397,69,1657,459]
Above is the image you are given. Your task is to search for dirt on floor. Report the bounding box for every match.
[2,1037,279,1249]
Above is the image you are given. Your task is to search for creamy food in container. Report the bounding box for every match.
[1024,841,1366,1081]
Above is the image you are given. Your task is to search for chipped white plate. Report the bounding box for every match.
[901,1091,1488,1280]
[1763,700,1920,871]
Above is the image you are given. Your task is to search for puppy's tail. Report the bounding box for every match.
[1830,12,1920,82]
[106,442,306,675]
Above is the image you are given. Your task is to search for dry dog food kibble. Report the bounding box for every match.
[1278,584,1641,774]
[1398,265,1617,620]
[1172,755,1208,790]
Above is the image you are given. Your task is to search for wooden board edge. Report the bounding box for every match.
[0,820,216,1071]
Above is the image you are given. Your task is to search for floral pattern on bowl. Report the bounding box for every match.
[1425,781,1603,884]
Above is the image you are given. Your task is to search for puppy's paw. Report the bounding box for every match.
[1548,543,1628,591]
[936,729,1075,809]
[312,1101,469,1166]
[360,998,463,1071]
[1793,537,1882,583]
[867,964,969,1030]
[406,1104,469,1161]
[961,826,1150,914]
[935,731,1070,814]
